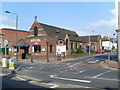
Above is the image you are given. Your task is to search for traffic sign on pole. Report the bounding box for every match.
[3,40,8,58]
[3,40,8,46]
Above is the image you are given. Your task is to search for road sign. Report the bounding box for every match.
[3,40,8,46]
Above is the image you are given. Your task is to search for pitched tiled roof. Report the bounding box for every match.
[39,23,82,42]
[79,35,100,42]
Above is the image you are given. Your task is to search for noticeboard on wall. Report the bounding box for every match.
[56,45,66,53]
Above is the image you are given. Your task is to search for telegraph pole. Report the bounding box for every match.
[116,0,120,62]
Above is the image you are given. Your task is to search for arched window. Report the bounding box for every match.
[66,39,68,50]
[71,42,73,49]
[34,26,38,36]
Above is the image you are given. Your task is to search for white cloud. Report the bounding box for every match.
[0,24,16,29]
[111,8,116,16]
[78,8,116,37]
[0,16,15,24]
[68,8,116,37]
[76,30,89,36]
[0,15,16,29]
[87,18,115,29]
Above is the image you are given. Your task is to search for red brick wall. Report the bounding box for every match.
[1,29,28,43]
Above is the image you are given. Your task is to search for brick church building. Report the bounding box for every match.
[0,17,102,59]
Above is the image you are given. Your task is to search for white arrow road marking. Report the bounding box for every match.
[50,75,91,83]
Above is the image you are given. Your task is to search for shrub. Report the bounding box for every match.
[76,48,84,53]
[71,49,76,55]
[26,53,32,56]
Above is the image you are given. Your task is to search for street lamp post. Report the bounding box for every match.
[112,34,115,52]
[46,42,49,62]
[5,11,18,62]
[108,36,111,60]
[88,35,91,55]
[88,30,95,55]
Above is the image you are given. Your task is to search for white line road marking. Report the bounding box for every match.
[79,71,83,73]
[50,84,59,88]
[29,81,38,84]
[0,73,9,76]
[92,70,112,78]
[88,60,98,63]
[41,83,59,88]
[16,75,40,81]
[68,62,81,67]
[67,84,92,88]
[28,66,33,69]
[87,58,93,61]
[67,63,71,65]
[50,75,91,83]
[16,76,27,81]
[85,76,120,82]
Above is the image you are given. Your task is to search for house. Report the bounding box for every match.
[79,35,102,51]
[102,36,117,51]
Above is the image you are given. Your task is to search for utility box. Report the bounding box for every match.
[9,59,15,69]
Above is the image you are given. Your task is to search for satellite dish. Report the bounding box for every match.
[3,40,9,46]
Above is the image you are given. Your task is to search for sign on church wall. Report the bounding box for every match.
[30,38,41,42]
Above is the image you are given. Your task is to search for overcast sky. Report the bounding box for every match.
[1,1,116,37]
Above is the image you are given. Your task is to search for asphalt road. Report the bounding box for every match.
[1,52,119,90]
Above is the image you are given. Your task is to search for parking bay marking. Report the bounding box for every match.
[92,69,112,78]
[50,75,91,83]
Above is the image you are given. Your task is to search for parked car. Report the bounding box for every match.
[103,49,111,53]
[96,50,104,54]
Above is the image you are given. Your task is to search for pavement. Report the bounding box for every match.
[102,60,120,70]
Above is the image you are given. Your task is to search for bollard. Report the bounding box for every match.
[31,58,33,63]
[9,58,15,69]
[57,54,61,61]
[2,58,7,67]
